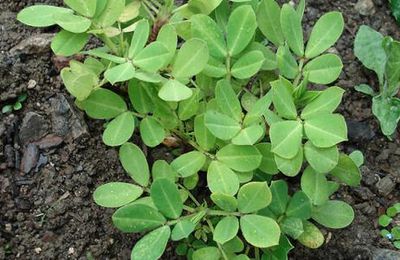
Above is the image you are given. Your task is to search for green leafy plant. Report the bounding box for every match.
[379,203,400,249]
[354,25,400,138]
[18,0,361,259]
[390,0,400,25]
[1,93,28,114]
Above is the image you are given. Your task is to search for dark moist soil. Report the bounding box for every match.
[1,0,400,259]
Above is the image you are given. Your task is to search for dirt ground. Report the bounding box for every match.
[1,0,400,259]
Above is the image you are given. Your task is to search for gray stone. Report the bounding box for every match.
[347,120,375,142]
[50,94,88,140]
[20,143,39,174]
[9,33,54,55]
[373,248,400,260]
[34,134,63,149]
[19,112,48,144]
[355,0,376,16]
[376,176,396,196]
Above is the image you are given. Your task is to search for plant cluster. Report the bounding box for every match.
[18,0,362,259]
[390,0,400,25]
[2,93,27,114]
[379,203,400,249]
[354,25,400,138]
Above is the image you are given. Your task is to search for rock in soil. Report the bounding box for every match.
[373,248,400,260]
[50,94,88,141]
[347,119,375,142]
[20,143,39,174]
[376,176,396,197]
[9,33,54,55]
[19,112,47,145]
[355,0,376,16]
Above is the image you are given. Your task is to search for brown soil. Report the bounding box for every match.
[1,0,400,259]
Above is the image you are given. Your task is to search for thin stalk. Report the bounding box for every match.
[148,0,162,8]
[142,2,156,21]
[207,209,242,217]
[166,213,198,226]
[183,205,196,213]
[226,55,232,81]
[171,129,216,160]
[293,58,305,86]
[143,0,159,15]
[178,184,201,207]
[99,35,119,55]
[255,248,260,260]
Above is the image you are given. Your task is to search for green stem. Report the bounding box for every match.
[178,184,201,207]
[171,129,216,160]
[207,209,242,217]
[226,55,232,81]
[183,205,196,213]
[143,0,159,15]
[293,58,305,86]
[255,248,260,260]
[99,35,119,54]
[142,1,156,21]
[166,213,198,226]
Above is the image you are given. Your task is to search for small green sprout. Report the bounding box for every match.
[1,93,28,114]
[379,203,400,249]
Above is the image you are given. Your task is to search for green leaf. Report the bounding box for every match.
[171,220,196,241]
[207,161,240,196]
[303,54,343,84]
[178,89,201,120]
[64,0,97,17]
[378,214,392,227]
[118,0,141,23]
[386,40,400,95]
[172,39,209,78]
[269,180,289,216]
[270,120,302,159]
[151,178,183,219]
[281,217,304,239]
[305,12,344,59]
[227,5,257,56]
[216,144,262,172]
[102,112,135,147]
[51,30,88,56]
[223,236,244,253]
[246,42,278,71]
[83,88,127,119]
[192,247,221,260]
[112,204,165,232]
[95,0,125,28]
[194,115,216,151]
[238,182,272,213]
[355,84,375,96]
[232,124,264,145]
[276,44,298,79]
[231,50,265,79]
[214,216,239,244]
[17,5,73,27]
[191,14,227,59]
[204,111,241,140]
[84,57,105,75]
[256,143,279,175]
[354,25,386,83]
[156,24,177,67]
[152,160,177,183]
[330,154,361,187]
[372,96,400,137]
[54,13,91,33]
[240,215,281,248]
[304,113,347,148]
[158,79,193,102]
[83,48,126,63]
[280,4,304,56]
[128,80,156,114]
[349,150,364,168]
[298,221,324,249]
[93,182,143,208]
[286,191,312,220]
[171,151,206,178]
[60,68,96,101]
[301,166,330,206]
[131,226,171,260]
[304,141,339,173]
[128,19,150,59]
[215,79,242,121]
[274,147,303,177]
[236,171,254,183]
[210,193,238,212]
[244,92,273,126]
[301,87,345,119]
[312,200,354,229]
[271,78,297,119]
[140,117,165,148]
[104,62,136,84]
[119,142,150,187]
[203,57,227,78]
[134,42,171,72]
[257,0,284,46]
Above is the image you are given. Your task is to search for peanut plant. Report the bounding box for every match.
[18,0,362,259]
[354,25,400,138]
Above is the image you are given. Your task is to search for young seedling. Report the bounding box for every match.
[379,203,400,249]
[18,0,361,259]
[1,93,27,114]
[354,25,400,138]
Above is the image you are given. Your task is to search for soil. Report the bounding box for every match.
[1,0,400,259]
